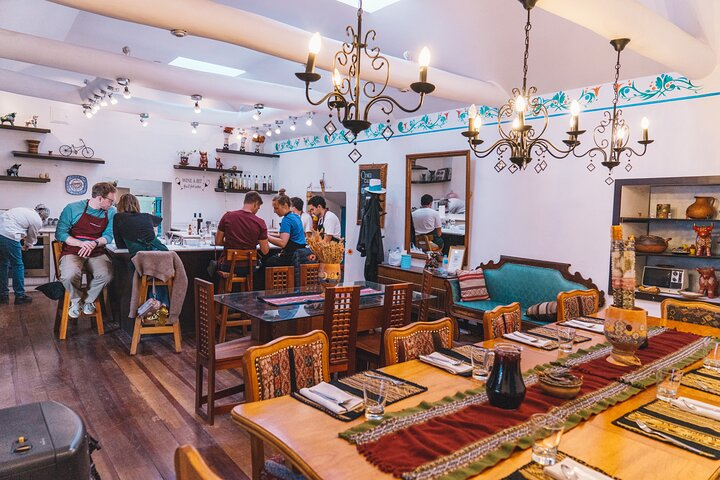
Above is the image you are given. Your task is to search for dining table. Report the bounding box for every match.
[214,280,434,343]
[231,315,720,480]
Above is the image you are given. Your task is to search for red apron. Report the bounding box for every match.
[60,201,108,258]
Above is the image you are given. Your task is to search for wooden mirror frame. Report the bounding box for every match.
[405,150,471,261]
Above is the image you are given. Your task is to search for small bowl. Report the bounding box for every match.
[538,368,583,399]
[678,290,703,299]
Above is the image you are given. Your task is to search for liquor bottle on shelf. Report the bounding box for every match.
[262,175,267,192]
[197,212,203,233]
[268,175,273,191]
[254,175,259,191]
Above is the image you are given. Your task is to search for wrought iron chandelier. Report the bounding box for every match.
[461,0,585,174]
[295,0,435,141]
[573,38,653,185]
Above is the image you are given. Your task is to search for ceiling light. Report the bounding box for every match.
[117,78,132,99]
[91,103,99,114]
[305,112,314,126]
[264,124,272,137]
[140,113,149,127]
[289,116,298,131]
[170,29,188,37]
[191,121,198,134]
[168,56,245,77]
[191,94,202,113]
[236,129,245,139]
[99,91,108,107]
[108,93,118,105]
[252,130,259,139]
[335,0,401,13]
[274,120,283,135]
[252,103,263,121]
[82,104,92,118]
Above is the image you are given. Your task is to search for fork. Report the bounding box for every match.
[694,379,714,392]
[513,332,539,343]
[634,419,705,454]
[430,353,463,366]
[560,464,578,480]
[308,389,354,406]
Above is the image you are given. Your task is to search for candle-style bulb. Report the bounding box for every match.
[308,32,321,54]
[418,47,430,68]
[512,117,521,130]
[468,104,477,119]
[570,100,580,117]
[332,68,343,88]
[515,95,526,113]
[641,117,649,130]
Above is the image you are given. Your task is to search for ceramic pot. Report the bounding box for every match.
[318,263,341,286]
[604,305,647,366]
[25,139,40,154]
[686,196,717,219]
[635,235,670,253]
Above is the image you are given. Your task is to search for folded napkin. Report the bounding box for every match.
[503,331,553,348]
[419,352,473,375]
[298,382,363,414]
[564,319,605,333]
[545,458,613,480]
[669,396,720,421]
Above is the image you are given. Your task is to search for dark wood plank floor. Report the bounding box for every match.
[0,293,251,480]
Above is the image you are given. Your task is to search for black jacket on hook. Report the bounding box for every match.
[356,193,384,282]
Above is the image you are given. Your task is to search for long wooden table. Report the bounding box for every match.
[231,318,720,479]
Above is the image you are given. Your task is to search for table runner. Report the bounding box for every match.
[340,329,712,480]
[260,287,382,306]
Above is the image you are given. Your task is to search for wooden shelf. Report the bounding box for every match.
[411,179,451,184]
[214,188,278,195]
[0,124,51,134]
[174,165,243,174]
[12,151,105,164]
[215,148,279,159]
[636,252,720,259]
[0,175,50,183]
[621,217,719,223]
[635,290,720,305]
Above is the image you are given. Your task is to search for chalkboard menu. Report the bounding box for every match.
[357,163,387,227]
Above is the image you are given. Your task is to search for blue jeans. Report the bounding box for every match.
[0,235,24,297]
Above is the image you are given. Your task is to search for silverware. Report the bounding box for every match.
[560,464,578,480]
[363,372,405,386]
[429,354,463,366]
[681,398,720,414]
[308,389,354,407]
[694,379,714,392]
[513,332,539,343]
[634,418,705,454]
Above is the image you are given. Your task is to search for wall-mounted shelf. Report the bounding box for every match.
[215,148,279,159]
[0,124,51,134]
[411,179,451,184]
[636,252,720,260]
[214,188,278,195]
[12,151,105,164]
[636,290,720,305]
[174,165,243,174]
[621,217,719,223]
[0,175,50,183]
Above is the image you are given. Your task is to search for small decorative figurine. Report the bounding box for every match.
[0,112,16,126]
[6,163,21,176]
[697,267,718,298]
[177,150,195,166]
[215,156,223,169]
[693,224,714,257]
[253,135,265,154]
[25,116,38,128]
[223,127,234,150]
[198,151,209,169]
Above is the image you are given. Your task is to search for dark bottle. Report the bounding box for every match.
[197,212,202,233]
[262,175,267,192]
[268,175,273,191]
[254,175,259,191]
[485,343,526,409]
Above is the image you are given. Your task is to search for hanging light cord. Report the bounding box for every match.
[521,8,531,94]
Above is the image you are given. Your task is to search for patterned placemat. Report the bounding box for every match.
[525,326,593,351]
[502,450,620,480]
[681,366,720,396]
[613,399,720,459]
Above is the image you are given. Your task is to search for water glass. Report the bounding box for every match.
[704,341,720,371]
[530,413,565,465]
[656,368,684,401]
[363,379,388,420]
[470,346,494,381]
[556,326,576,353]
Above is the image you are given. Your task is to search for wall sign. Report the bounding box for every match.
[357,163,387,227]
[175,176,210,191]
[65,175,87,195]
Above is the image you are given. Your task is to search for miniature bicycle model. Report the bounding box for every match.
[59,138,94,158]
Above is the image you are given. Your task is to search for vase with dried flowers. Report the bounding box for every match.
[307,231,344,286]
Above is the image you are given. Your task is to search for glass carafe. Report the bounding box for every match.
[485,343,526,409]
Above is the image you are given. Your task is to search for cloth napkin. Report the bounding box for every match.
[298,382,363,414]
[503,331,553,348]
[564,319,605,333]
[419,352,473,375]
[669,396,720,421]
[544,458,613,480]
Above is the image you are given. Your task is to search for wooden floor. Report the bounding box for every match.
[0,293,252,480]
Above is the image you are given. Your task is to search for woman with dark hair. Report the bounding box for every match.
[113,193,167,258]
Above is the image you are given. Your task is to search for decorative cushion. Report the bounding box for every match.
[666,305,720,328]
[489,309,523,338]
[457,269,490,301]
[526,301,558,322]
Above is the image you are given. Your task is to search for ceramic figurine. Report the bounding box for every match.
[215,156,223,169]
[698,267,718,298]
[25,116,38,128]
[253,135,265,154]
[6,163,21,176]
[0,112,16,126]
[177,150,195,166]
[223,127,233,150]
[694,224,714,257]
[198,151,209,169]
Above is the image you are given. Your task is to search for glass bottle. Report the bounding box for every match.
[485,343,526,409]
[262,175,267,192]
[268,175,273,191]
[254,175,259,191]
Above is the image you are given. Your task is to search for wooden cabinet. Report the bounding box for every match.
[377,263,453,319]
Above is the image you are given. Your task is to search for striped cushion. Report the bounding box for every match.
[526,301,558,322]
[457,269,490,301]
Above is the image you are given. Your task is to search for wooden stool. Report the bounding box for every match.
[216,250,256,342]
[265,266,294,290]
[130,275,180,355]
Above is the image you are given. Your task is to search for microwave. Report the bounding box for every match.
[641,266,688,293]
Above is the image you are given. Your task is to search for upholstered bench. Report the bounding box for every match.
[445,256,604,329]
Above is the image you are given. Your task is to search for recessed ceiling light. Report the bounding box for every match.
[335,0,401,13]
[169,56,245,77]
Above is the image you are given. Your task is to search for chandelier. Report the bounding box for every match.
[296,0,435,140]
[461,0,585,174]
[573,38,653,185]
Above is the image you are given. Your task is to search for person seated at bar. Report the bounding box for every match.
[266,194,307,268]
[0,204,49,305]
[412,193,444,250]
[290,196,314,238]
[307,195,341,242]
[113,193,167,258]
[56,182,117,318]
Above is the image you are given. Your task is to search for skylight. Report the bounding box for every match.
[168,57,245,77]
[335,0,402,13]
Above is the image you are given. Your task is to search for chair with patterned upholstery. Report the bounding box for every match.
[299,263,320,287]
[482,302,522,340]
[556,289,600,322]
[661,299,720,328]
[356,283,413,367]
[216,249,257,342]
[174,445,222,480]
[383,318,455,366]
[323,284,360,376]
[265,266,294,290]
[417,269,433,323]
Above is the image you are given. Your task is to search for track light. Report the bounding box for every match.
[109,93,118,105]
[140,113,149,127]
[274,120,283,135]
[123,85,131,99]
[236,129,245,139]
[288,116,297,131]
[191,94,202,113]
[82,104,93,118]
[305,112,314,126]
[252,129,259,139]
[191,121,198,134]
[117,78,132,99]
[99,91,108,107]
[91,102,99,114]
[252,103,264,121]
[264,124,272,137]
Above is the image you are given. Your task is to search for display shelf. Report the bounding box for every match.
[0,175,50,183]
[411,179,451,184]
[214,188,278,195]
[635,290,720,305]
[12,151,105,164]
[173,165,243,174]
[215,148,279,159]
[621,217,719,223]
[636,252,720,260]
[0,124,51,134]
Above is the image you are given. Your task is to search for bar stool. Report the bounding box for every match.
[299,263,320,287]
[130,274,180,355]
[265,266,294,290]
[216,249,256,342]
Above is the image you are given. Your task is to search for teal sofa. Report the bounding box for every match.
[445,256,604,328]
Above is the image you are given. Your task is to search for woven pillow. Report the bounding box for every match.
[526,301,558,322]
[457,269,490,301]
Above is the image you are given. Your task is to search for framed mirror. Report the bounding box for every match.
[405,150,471,264]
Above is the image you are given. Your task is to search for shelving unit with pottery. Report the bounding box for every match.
[1,122,54,184]
[612,175,720,305]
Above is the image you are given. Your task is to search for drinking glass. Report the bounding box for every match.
[363,379,388,420]
[704,341,720,371]
[530,413,565,465]
[470,346,494,381]
[656,368,684,401]
[556,326,576,353]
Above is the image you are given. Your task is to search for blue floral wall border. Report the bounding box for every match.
[272,73,702,154]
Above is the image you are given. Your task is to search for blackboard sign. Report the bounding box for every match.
[357,163,387,227]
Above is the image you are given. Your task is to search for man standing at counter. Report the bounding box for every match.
[307,195,341,242]
[56,182,116,318]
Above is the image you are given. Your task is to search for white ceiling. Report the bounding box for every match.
[0,0,716,140]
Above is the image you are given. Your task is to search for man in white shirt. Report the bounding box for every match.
[307,196,341,242]
[412,194,444,249]
[290,196,314,237]
[0,204,50,304]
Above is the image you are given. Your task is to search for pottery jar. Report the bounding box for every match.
[686,196,717,219]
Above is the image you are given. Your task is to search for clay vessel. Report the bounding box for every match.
[634,235,670,253]
[686,196,716,219]
[25,139,40,154]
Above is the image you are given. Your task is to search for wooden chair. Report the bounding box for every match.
[265,266,294,290]
[556,289,600,322]
[174,445,222,480]
[323,285,360,376]
[417,268,433,323]
[130,273,180,355]
[415,234,440,252]
[482,302,522,340]
[383,318,454,366]
[195,278,256,425]
[216,249,256,342]
[52,240,106,340]
[243,330,329,480]
[356,283,412,367]
[299,263,320,287]
[661,298,720,328]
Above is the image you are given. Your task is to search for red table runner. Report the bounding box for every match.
[260,287,382,306]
